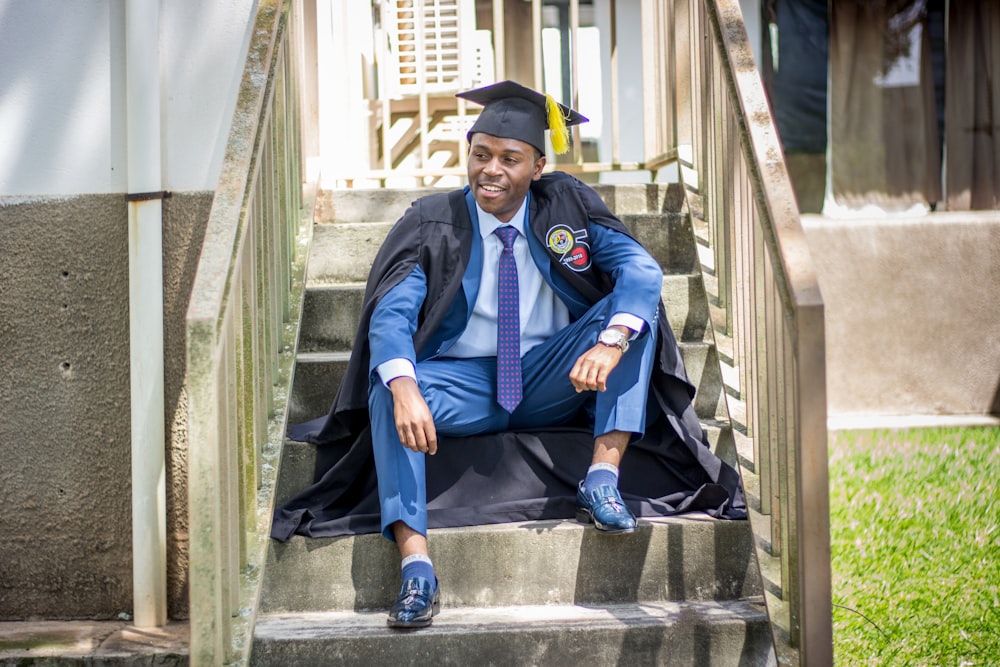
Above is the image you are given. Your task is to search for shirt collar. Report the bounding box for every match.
[474,194,528,239]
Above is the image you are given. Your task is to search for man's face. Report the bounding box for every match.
[467,133,546,222]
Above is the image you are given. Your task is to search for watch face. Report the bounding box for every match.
[600,329,624,345]
[599,328,628,353]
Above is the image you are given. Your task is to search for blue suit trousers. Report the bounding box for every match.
[368,294,659,539]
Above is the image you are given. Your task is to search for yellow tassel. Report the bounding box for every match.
[545,94,569,155]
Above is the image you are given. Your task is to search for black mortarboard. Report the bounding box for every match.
[456,80,588,155]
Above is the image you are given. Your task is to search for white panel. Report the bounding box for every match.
[0,0,120,195]
[0,0,257,196]
[161,0,257,191]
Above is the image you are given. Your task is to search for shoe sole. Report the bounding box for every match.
[387,617,433,629]
[386,598,441,629]
[575,507,637,534]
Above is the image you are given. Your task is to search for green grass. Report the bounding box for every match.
[829,426,1000,666]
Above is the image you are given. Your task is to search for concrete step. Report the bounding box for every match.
[286,340,726,427]
[257,187,769,665]
[298,282,366,353]
[261,517,760,614]
[285,350,350,427]
[315,183,684,224]
[298,273,709,354]
[251,598,773,667]
[306,211,698,286]
[0,621,189,666]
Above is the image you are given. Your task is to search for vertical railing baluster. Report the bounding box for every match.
[734,151,748,418]
[782,310,798,643]
[772,275,787,581]
[275,52,291,320]
[253,176,268,440]
[750,218,765,503]
[238,241,257,545]
[252,180,264,471]
[218,327,236,658]
[263,133,278,412]
[232,253,246,564]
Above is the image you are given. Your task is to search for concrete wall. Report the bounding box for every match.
[0,193,211,620]
[0,0,255,620]
[803,213,1000,422]
[0,195,131,618]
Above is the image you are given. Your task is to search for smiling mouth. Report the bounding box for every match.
[479,183,504,193]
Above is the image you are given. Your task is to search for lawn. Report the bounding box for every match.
[829,426,1000,665]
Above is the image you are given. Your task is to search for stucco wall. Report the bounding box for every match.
[0,195,131,618]
[803,213,1000,420]
[0,192,211,619]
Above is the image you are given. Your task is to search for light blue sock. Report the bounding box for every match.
[401,554,435,588]
[583,462,620,496]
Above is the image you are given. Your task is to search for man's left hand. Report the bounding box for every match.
[570,330,628,392]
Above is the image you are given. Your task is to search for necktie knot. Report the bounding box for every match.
[494,225,518,249]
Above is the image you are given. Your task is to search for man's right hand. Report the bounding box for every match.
[388,376,438,455]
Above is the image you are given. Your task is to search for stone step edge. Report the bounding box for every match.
[0,620,189,663]
[254,597,768,639]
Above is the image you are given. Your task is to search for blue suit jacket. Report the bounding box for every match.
[368,188,664,374]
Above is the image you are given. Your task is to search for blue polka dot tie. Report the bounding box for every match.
[494,225,522,413]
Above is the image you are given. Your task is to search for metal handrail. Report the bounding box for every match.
[681,0,833,663]
[185,1,310,663]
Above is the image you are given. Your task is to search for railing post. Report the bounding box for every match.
[796,303,832,662]
[187,321,227,663]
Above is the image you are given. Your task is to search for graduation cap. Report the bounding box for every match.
[456,80,588,156]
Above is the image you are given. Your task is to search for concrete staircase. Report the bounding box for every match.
[251,184,774,666]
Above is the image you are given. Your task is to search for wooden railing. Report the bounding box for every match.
[678,0,833,663]
[185,0,311,663]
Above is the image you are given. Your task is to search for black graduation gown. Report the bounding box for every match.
[270,173,745,542]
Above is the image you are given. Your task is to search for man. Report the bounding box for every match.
[271,81,745,630]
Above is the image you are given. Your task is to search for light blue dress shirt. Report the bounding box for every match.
[377,198,644,385]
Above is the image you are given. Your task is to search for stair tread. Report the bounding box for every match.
[296,350,351,361]
[255,597,768,637]
[260,516,760,613]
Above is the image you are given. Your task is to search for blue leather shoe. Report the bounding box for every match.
[387,576,440,628]
[575,482,637,534]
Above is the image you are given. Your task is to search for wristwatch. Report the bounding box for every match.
[597,328,629,354]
